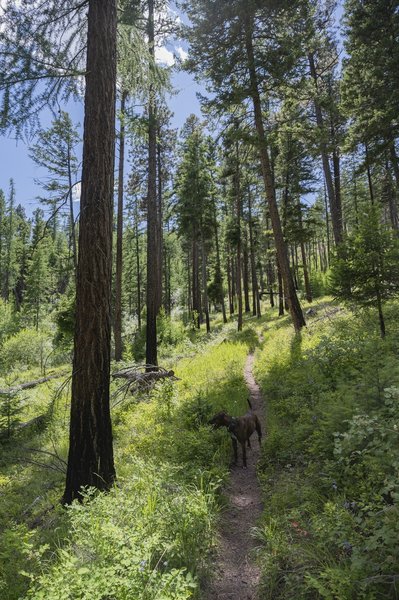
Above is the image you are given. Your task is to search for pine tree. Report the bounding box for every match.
[175,116,215,330]
[28,112,80,270]
[329,206,399,338]
[184,0,306,332]
[63,0,117,504]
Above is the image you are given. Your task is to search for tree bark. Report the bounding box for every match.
[63,0,117,504]
[248,185,261,317]
[214,205,227,323]
[234,136,243,332]
[114,90,127,362]
[135,205,142,331]
[192,236,200,328]
[227,255,233,316]
[277,259,284,316]
[156,136,163,311]
[243,233,251,313]
[245,19,305,331]
[308,52,343,245]
[200,224,210,333]
[146,0,158,368]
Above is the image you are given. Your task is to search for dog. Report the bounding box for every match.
[209,399,262,467]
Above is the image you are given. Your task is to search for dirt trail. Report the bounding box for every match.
[203,351,265,600]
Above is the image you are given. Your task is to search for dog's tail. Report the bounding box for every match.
[247,397,253,410]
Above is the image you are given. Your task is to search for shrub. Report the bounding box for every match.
[0,328,52,373]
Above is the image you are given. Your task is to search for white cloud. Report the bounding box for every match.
[155,46,175,66]
[176,46,188,62]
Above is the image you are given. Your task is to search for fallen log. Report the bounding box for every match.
[0,371,68,395]
[111,365,179,406]
[112,365,178,387]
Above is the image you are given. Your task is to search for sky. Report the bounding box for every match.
[0,1,344,215]
[0,51,203,215]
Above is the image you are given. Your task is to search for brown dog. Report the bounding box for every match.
[209,399,262,467]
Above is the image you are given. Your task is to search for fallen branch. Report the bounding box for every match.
[111,364,179,407]
[0,371,69,395]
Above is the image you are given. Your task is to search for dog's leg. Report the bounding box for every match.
[231,438,238,465]
[247,437,251,449]
[242,443,247,468]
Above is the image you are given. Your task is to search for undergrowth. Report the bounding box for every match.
[0,319,257,599]
[254,299,399,599]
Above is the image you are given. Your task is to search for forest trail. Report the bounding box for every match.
[203,350,265,600]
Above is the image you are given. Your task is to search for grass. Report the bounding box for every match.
[0,314,260,600]
[254,298,399,599]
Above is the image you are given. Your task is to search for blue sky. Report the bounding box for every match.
[0,66,203,215]
[0,1,344,215]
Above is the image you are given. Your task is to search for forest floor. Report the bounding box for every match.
[203,348,265,600]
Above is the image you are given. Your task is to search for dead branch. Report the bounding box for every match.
[111,364,179,407]
[0,371,69,395]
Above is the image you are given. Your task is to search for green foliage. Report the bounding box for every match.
[309,270,329,299]
[25,469,204,600]
[0,328,52,373]
[0,299,20,344]
[329,207,399,335]
[255,299,399,599]
[0,319,255,599]
[54,292,75,347]
[0,390,23,439]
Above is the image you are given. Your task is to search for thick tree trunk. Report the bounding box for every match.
[63,0,117,504]
[245,20,305,331]
[114,90,127,362]
[308,52,343,246]
[146,0,158,368]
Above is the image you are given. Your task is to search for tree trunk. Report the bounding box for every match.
[214,207,227,323]
[192,236,200,328]
[156,136,163,311]
[308,52,343,246]
[200,225,210,333]
[376,286,386,338]
[365,143,375,205]
[146,0,158,368]
[227,255,233,316]
[235,137,243,332]
[114,90,127,362]
[389,143,399,229]
[248,186,261,317]
[277,259,284,316]
[135,208,141,331]
[63,0,117,504]
[245,19,305,331]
